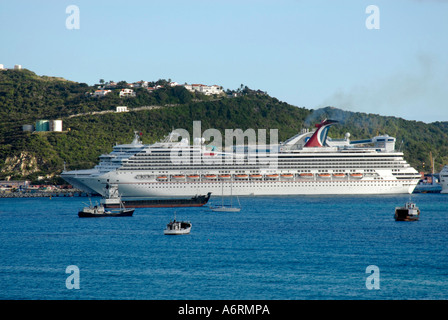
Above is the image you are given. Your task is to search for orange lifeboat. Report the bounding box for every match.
[281,174,294,179]
[333,173,346,178]
[266,174,279,179]
[187,175,200,180]
[219,174,231,179]
[318,173,331,178]
[350,173,363,179]
[299,173,314,178]
[203,174,217,179]
[250,174,263,179]
[235,174,248,179]
[157,176,168,180]
[172,175,185,180]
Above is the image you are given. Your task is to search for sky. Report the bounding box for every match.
[1,0,447,123]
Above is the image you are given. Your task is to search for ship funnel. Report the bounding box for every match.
[304,119,338,147]
[132,131,143,145]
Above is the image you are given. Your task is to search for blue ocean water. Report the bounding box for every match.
[0,193,447,300]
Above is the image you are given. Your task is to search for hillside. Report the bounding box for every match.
[1,69,447,183]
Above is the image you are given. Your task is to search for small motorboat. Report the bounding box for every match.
[394,201,420,221]
[78,203,134,217]
[78,196,134,218]
[164,218,192,235]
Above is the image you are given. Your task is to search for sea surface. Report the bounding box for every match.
[0,193,447,300]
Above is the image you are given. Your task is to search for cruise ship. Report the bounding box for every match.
[61,133,146,194]
[439,165,448,194]
[61,120,421,198]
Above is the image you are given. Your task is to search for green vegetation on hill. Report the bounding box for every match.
[1,69,447,183]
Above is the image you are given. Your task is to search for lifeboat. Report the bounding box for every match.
[350,173,363,179]
[250,174,263,179]
[157,176,168,181]
[172,175,186,180]
[299,173,314,178]
[235,174,248,179]
[219,174,231,180]
[266,174,279,179]
[333,173,346,178]
[281,174,294,179]
[203,174,217,179]
[187,175,200,180]
[318,173,331,178]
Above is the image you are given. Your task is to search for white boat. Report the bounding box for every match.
[78,199,134,218]
[210,206,241,212]
[394,201,420,221]
[164,213,191,235]
[61,120,421,197]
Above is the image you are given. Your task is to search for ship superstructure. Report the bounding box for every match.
[61,120,420,198]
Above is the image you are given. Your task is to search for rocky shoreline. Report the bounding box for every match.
[0,190,92,198]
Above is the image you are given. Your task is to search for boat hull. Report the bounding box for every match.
[103,193,211,208]
[92,178,418,197]
[210,206,241,212]
[164,227,191,235]
[164,221,192,235]
[394,209,420,221]
[78,209,134,218]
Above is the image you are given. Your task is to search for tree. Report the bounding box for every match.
[117,81,127,89]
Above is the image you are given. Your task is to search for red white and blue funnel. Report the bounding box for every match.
[304,119,338,147]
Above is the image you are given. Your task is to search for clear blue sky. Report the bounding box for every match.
[1,0,447,123]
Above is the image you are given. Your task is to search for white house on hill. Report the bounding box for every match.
[93,89,112,97]
[184,83,223,95]
[119,88,136,97]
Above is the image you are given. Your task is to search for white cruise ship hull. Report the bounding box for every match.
[118,182,416,197]
[84,173,418,197]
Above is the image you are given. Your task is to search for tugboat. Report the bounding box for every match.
[78,199,134,218]
[164,213,192,235]
[394,201,420,221]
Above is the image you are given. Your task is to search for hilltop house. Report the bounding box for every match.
[133,81,148,88]
[119,88,136,98]
[184,84,223,95]
[93,89,112,97]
